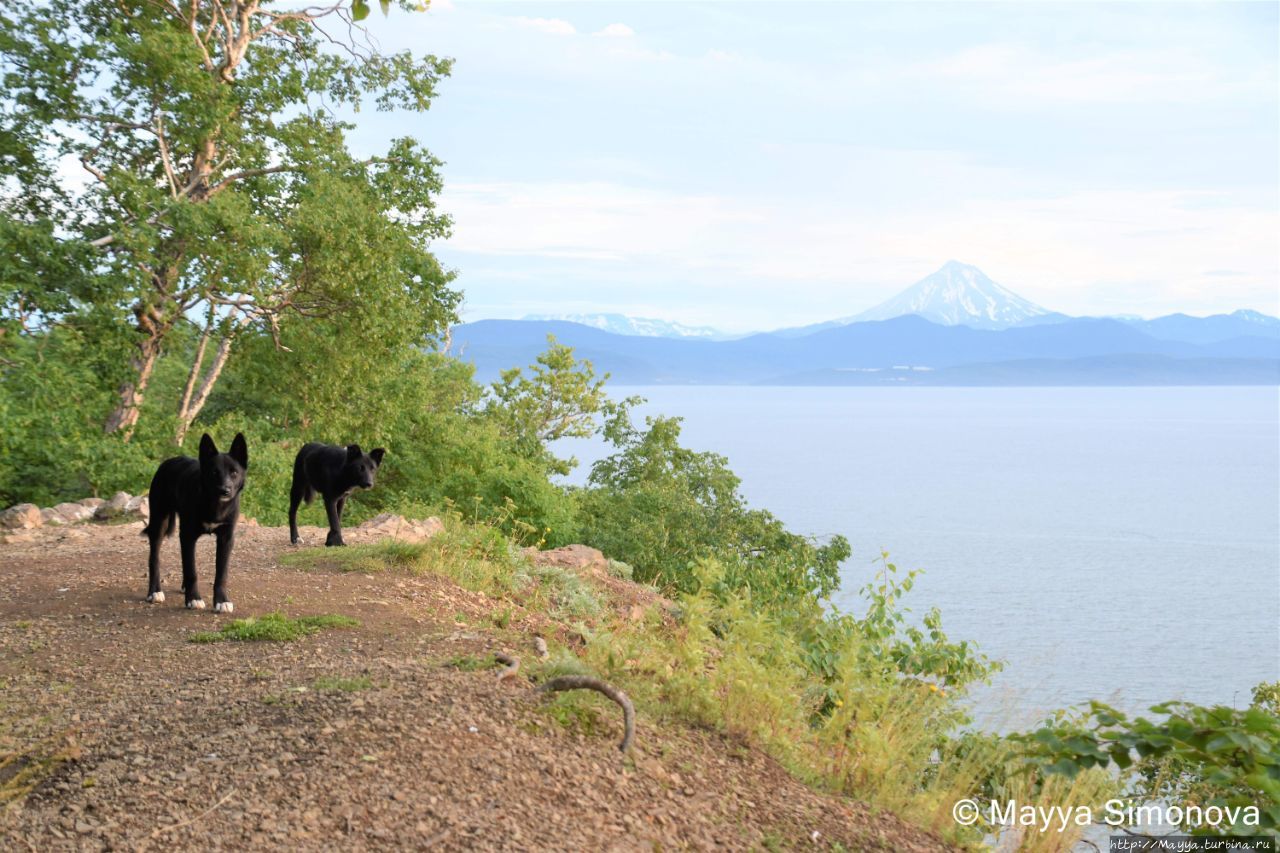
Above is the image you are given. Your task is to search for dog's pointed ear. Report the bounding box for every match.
[229,433,249,469]
[369,448,385,467]
[346,444,362,462]
[199,433,218,459]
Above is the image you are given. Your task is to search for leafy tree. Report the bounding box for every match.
[0,0,458,441]
[578,408,850,605]
[198,344,583,540]
[482,335,632,476]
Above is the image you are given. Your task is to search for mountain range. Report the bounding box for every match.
[454,262,1280,386]
[521,312,728,340]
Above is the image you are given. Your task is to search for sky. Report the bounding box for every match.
[348,1,1280,332]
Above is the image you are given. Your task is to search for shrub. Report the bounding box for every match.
[1014,687,1280,837]
[576,410,849,605]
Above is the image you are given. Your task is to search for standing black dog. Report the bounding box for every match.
[288,443,385,547]
[143,433,248,613]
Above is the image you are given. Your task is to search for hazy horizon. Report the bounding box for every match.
[483,256,1280,334]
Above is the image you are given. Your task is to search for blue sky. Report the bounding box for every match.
[351,2,1279,331]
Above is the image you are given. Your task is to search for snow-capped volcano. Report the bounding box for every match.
[851,261,1051,329]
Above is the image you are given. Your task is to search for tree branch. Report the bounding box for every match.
[177,305,215,418]
[538,676,636,753]
[72,112,154,133]
[154,112,180,197]
[494,653,521,683]
[206,163,300,195]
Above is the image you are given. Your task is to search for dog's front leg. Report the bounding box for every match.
[323,496,345,547]
[180,530,205,609]
[212,524,235,614]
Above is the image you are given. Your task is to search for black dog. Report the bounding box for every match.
[142,433,248,612]
[288,443,385,547]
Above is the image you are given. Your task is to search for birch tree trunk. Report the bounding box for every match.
[103,332,165,440]
[175,312,243,445]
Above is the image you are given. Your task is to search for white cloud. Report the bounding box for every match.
[441,178,1280,320]
[593,23,635,38]
[922,43,1259,104]
[512,16,576,37]
[442,180,764,262]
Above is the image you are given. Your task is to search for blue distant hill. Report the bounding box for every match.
[1117,310,1280,344]
[449,315,1280,386]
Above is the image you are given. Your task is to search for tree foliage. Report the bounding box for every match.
[482,335,630,477]
[578,408,850,605]
[1015,685,1280,836]
[1,0,458,440]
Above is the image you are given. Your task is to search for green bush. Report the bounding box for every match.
[576,409,849,606]
[1014,684,1280,837]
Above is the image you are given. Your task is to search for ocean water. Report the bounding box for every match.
[558,386,1280,726]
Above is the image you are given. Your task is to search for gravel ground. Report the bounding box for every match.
[0,521,957,852]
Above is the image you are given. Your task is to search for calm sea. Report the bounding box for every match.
[559,386,1280,726]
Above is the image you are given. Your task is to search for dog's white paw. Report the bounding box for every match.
[214,601,234,614]
[186,599,206,610]
[146,591,165,603]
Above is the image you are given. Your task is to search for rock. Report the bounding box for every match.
[2,532,37,544]
[95,492,147,521]
[41,507,73,526]
[52,502,97,524]
[78,497,105,510]
[94,492,133,520]
[525,544,609,573]
[0,503,43,530]
[354,514,443,543]
[62,501,99,521]
[124,495,149,519]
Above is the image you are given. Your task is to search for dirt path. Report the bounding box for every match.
[0,522,956,851]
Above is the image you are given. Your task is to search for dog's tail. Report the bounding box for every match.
[141,512,176,540]
[292,448,316,505]
[140,463,177,540]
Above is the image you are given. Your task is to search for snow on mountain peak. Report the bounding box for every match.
[521,312,725,340]
[852,262,1051,329]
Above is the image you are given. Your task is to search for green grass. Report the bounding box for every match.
[284,515,604,622]
[281,540,429,574]
[518,562,602,620]
[541,692,604,739]
[0,733,78,806]
[188,612,359,643]
[312,675,373,692]
[443,653,498,672]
